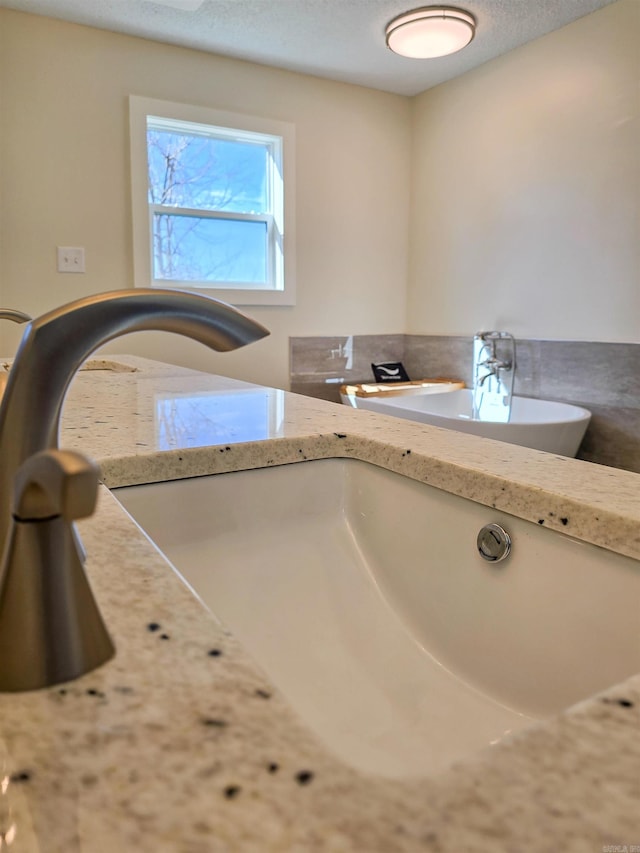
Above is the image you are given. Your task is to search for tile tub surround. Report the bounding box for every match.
[290,335,640,473]
[0,354,637,851]
[290,334,406,402]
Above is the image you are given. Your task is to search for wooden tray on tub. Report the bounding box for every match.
[340,378,465,399]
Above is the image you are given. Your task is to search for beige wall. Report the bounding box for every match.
[408,0,639,342]
[0,10,410,387]
[1,1,638,391]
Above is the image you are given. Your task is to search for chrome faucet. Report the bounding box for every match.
[472,331,516,422]
[473,331,515,389]
[0,310,32,394]
[0,309,32,324]
[0,289,269,691]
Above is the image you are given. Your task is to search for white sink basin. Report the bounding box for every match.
[115,459,638,779]
[347,388,591,457]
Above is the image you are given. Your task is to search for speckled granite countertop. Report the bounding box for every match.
[0,355,638,852]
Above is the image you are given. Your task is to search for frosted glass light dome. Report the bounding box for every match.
[386,7,476,59]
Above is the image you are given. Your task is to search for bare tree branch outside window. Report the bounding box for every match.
[147,128,270,284]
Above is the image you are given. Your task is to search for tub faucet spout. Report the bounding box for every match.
[0,289,269,691]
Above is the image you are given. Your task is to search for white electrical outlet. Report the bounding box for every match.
[57,246,86,273]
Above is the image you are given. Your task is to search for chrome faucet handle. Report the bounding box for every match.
[481,355,512,370]
[0,449,114,692]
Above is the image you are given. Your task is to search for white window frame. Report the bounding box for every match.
[129,95,296,306]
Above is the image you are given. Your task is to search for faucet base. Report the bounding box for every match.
[0,515,114,692]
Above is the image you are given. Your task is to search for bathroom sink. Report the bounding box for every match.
[348,389,591,457]
[1,357,138,374]
[76,358,139,373]
[115,459,639,779]
[0,358,136,404]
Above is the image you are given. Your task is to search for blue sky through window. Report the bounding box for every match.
[153,214,267,283]
[147,125,271,284]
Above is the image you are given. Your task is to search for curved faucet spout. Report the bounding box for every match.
[0,288,269,552]
[0,309,32,324]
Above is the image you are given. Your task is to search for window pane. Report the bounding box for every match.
[153,213,268,284]
[147,128,269,214]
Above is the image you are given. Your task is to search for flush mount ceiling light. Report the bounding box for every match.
[385,6,476,59]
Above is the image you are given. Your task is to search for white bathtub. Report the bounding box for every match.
[345,388,591,457]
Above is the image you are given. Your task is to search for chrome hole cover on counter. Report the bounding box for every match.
[477,523,512,563]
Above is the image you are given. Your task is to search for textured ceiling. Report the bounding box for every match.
[0,0,619,95]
